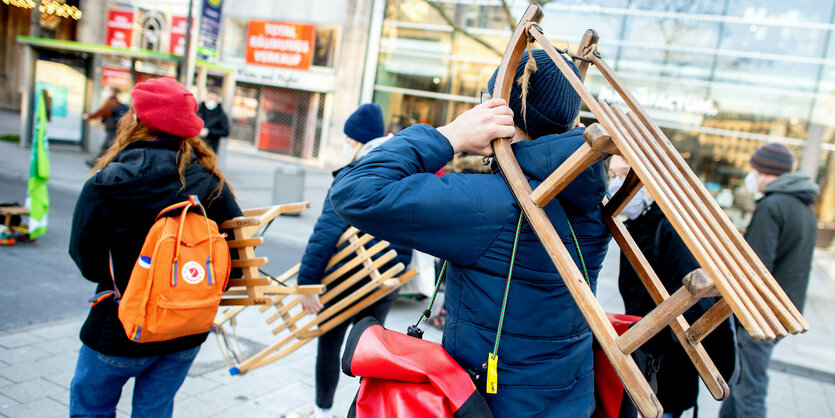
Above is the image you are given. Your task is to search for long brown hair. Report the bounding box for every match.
[92,107,232,201]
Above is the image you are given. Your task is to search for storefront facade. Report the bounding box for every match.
[365,0,835,225]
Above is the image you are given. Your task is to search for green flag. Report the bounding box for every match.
[26,89,50,239]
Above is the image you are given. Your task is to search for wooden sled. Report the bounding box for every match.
[491,5,808,417]
[214,226,417,375]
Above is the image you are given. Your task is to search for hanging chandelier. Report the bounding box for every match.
[2,0,37,8]
[39,0,82,20]
[2,0,82,20]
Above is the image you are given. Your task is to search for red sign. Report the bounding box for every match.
[170,16,187,56]
[101,66,132,90]
[245,20,315,70]
[106,10,134,49]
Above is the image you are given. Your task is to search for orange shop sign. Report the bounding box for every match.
[245,20,315,70]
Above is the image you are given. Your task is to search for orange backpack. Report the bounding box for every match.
[89,195,231,343]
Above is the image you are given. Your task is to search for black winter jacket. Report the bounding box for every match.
[196,103,229,149]
[746,172,819,313]
[619,203,735,414]
[69,139,241,357]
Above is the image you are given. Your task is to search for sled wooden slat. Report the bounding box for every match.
[590,55,807,333]
[687,298,733,345]
[617,109,791,338]
[488,5,806,415]
[213,222,417,376]
[220,202,311,307]
[617,269,718,355]
[603,103,775,340]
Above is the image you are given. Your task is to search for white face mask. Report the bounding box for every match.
[205,100,218,110]
[744,171,760,194]
[101,90,112,100]
[608,177,649,220]
[342,142,357,161]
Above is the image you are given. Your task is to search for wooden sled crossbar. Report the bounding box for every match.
[213,226,417,375]
[491,6,807,417]
[218,202,315,306]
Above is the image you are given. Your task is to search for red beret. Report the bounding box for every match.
[131,77,204,138]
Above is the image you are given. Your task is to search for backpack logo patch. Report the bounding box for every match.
[181,261,205,285]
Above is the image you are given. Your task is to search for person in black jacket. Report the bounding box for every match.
[610,155,735,417]
[196,89,230,153]
[69,77,241,418]
[720,144,819,418]
[298,103,412,418]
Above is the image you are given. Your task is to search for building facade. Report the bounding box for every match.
[364,0,835,225]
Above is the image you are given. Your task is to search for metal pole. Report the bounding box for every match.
[178,0,195,84]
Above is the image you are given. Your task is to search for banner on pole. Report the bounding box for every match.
[197,0,223,60]
[27,89,50,239]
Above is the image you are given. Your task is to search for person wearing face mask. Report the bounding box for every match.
[196,89,229,153]
[720,143,819,418]
[297,103,413,418]
[609,155,735,418]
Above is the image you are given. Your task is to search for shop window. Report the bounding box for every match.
[222,17,249,62]
[313,26,339,68]
[230,83,260,143]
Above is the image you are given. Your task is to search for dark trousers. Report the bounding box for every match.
[315,291,397,409]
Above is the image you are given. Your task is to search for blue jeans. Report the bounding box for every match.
[719,322,776,418]
[69,344,200,418]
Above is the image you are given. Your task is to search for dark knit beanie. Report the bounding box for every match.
[488,49,583,138]
[344,103,385,144]
[750,143,794,175]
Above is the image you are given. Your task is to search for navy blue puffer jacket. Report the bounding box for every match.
[330,124,610,417]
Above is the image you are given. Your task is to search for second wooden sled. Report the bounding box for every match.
[491,6,808,417]
[213,226,417,375]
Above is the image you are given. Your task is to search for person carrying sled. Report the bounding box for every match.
[330,49,610,416]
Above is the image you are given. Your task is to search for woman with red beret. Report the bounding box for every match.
[68,77,241,417]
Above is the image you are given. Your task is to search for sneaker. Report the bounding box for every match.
[311,406,332,418]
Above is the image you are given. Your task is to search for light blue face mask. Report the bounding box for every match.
[608,177,650,220]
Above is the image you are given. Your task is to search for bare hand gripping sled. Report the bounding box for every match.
[491,5,808,417]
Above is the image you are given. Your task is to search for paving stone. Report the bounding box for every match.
[173,395,229,418]
[177,376,221,397]
[0,361,57,383]
[0,332,39,349]
[0,392,18,410]
[43,370,74,390]
[0,378,65,403]
[25,321,80,342]
[0,396,65,418]
[0,345,52,365]
[37,336,81,356]
[46,387,69,407]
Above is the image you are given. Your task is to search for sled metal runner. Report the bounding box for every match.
[214,214,417,375]
[491,5,808,417]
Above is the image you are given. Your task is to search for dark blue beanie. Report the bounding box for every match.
[344,103,385,144]
[488,49,582,138]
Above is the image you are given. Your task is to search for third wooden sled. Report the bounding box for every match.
[491,5,808,417]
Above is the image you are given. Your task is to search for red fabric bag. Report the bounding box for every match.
[342,317,492,418]
[593,313,644,418]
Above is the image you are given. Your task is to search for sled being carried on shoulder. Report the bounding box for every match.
[492,5,808,417]
[215,205,417,375]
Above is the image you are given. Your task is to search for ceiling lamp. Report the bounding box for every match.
[39,0,82,20]
[2,0,37,8]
